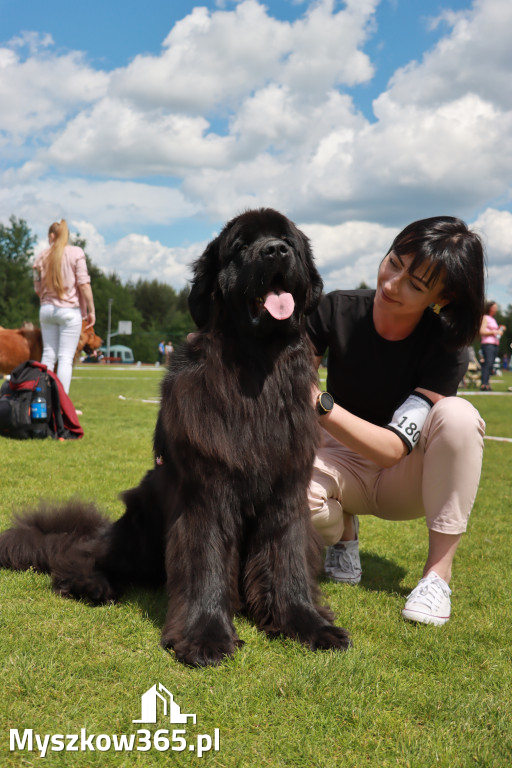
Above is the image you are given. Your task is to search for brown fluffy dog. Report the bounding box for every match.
[0,325,43,375]
[0,321,102,374]
[74,321,103,363]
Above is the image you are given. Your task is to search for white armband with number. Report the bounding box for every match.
[385,392,433,453]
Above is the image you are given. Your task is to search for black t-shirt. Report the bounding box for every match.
[306,289,469,426]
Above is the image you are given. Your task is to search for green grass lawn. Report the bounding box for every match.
[1,365,511,767]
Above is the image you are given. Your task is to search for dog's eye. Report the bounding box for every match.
[231,238,247,255]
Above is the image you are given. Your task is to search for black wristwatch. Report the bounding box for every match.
[316,391,334,416]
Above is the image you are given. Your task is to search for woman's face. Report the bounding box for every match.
[375,251,448,318]
[489,303,497,316]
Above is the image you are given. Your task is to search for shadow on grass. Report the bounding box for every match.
[360,552,409,596]
[125,586,168,629]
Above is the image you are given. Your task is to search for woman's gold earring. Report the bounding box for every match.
[433,303,442,315]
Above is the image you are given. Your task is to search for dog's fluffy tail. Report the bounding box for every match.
[0,501,115,602]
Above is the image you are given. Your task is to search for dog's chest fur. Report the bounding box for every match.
[159,333,319,491]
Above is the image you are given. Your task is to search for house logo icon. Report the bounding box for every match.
[133,683,197,725]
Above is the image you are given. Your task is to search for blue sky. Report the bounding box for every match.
[1,0,511,306]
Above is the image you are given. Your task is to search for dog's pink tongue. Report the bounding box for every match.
[263,290,295,320]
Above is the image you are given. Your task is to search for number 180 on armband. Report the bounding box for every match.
[386,393,433,452]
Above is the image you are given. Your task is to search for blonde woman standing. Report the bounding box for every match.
[33,219,95,394]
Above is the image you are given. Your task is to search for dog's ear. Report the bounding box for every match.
[188,237,221,329]
[300,231,324,314]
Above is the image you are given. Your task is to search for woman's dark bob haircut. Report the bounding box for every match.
[387,216,486,349]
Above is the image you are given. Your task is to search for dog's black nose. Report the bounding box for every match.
[263,240,289,259]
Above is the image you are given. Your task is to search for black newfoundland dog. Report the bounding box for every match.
[0,208,350,666]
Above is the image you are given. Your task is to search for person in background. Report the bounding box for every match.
[479,300,505,391]
[307,216,485,627]
[165,340,174,365]
[158,340,165,364]
[33,219,95,394]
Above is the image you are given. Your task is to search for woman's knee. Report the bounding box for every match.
[310,498,344,545]
[308,461,346,545]
[426,397,485,449]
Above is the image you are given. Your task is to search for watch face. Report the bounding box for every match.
[318,392,334,413]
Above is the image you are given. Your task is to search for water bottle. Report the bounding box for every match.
[30,387,48,437]
[31,387,47,422]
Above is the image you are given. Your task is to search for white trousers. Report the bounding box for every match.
[308,397,485,545]
[39,304,82,394]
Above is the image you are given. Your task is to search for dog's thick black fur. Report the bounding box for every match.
[0,208,351,665]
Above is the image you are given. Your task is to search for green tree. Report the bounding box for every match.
[126,278,194,361]
[84,267,146,358]
[128,279,180,331]
[0,216,39,326]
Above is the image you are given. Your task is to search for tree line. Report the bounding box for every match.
[0,216,195,363]
[2,216,511,364]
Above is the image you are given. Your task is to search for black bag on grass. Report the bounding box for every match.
[0,361,83,440]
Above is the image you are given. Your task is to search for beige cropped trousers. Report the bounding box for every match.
[308,397,485,546]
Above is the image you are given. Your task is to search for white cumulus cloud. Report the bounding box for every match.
[1,0,511,307]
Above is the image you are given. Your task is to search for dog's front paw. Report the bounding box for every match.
[173,639,236,667]
[309,624,352,652]
[161,618,243,667]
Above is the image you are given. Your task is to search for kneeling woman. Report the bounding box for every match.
[307,216,485,625]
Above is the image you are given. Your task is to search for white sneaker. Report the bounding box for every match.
[324,516,362,585]
[402,571,451,626]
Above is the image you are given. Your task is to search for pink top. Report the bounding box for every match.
[34,245,90,311]
[481,314,500,346]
